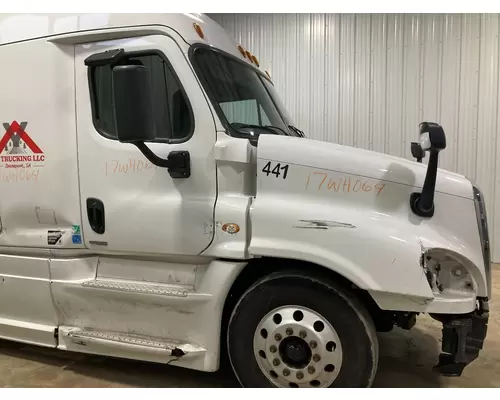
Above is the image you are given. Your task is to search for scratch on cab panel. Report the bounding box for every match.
[293,220,356,230]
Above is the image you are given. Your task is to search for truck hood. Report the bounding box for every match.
[257,135,473,200]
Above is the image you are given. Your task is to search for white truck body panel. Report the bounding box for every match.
[0,12,491,382]
[252,135,485,312]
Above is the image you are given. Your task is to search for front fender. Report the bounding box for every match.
[249,135,487,313]
[249,194,434,303]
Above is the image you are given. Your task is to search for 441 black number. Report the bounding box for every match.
[262,161,289,180]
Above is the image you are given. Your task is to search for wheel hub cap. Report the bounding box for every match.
[280,337,312,369]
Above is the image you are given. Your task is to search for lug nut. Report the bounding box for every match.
[273,358,281,366]
[313,354,321,362]
[299,330,307,338]
[270,345,277,353]
[308,366,316,374]
[296,371,304,380]
[286,328,294,336]
[310,340,317,348]
[274,333,282,341]
[283,368,290,377]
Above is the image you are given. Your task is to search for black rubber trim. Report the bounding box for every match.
[410,192,435,218]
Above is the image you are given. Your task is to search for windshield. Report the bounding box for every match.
[192,46,300,139]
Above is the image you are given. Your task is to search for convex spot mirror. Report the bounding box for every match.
[112,64,156,143]
[419,122,446,152]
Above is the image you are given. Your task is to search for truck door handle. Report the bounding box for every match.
[86,198,105,234]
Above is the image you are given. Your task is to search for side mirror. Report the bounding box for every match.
[419,122,446,152]
[111,64,191,179]
[409,122,447,218]
[112,65,156,143]
[85,48,191,178]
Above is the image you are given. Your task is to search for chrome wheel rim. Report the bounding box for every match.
[253,305,343,388]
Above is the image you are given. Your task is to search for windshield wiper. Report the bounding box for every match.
[288,125,306,138]
[232,123,289,136]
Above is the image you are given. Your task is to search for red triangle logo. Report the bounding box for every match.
[0,121,43,154]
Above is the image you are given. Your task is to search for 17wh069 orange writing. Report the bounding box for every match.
[305,171,386,196]
[105,158,158,176]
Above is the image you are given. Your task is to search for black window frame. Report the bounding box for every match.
[188,43,291,142]
[87,49,195,144]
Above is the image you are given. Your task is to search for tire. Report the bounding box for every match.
[227,271,379,388]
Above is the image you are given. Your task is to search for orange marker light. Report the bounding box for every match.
[237,45,246,58]
[193,23,204,39]
[245,50,253,62]
[251,55,260,67]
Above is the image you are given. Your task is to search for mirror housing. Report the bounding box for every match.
[111,63,191,178]
[419,122,446,152]
[410,122,447,218]
[112,65,156,143]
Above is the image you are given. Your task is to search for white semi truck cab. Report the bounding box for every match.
[0,13,491,388]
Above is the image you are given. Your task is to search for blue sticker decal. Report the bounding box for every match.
[72,234,82,244]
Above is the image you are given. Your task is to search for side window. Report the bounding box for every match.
[89,52,193,141]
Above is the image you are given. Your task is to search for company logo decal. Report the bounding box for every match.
[0,121,45,169]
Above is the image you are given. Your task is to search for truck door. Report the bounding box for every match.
[75,35,217,255]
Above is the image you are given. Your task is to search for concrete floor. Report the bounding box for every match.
[1,268,499,388]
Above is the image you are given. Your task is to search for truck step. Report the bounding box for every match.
[61,327,206,360]
[81,279,192,297]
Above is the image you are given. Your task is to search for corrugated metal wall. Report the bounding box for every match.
[209,13,500,263]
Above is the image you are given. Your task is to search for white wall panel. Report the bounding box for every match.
[477,15,498,231]
[401,14,423,161]
[325,14,341,144]
[209,13,500,262]
[297,14,312,136]
[439,14,462,172]
[370,14,388,154]
[354,14,371,150]
[386,14,404,157]
[457,14,481,181]
[311,14,327,141]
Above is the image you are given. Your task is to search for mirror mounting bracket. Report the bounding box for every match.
[411,142,425,163]
[409,121,446,219]
[135,142,191,179]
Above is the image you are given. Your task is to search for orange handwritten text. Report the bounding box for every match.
[0,167,40,183]
[305,171,386,196]
[105,158,158,177]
